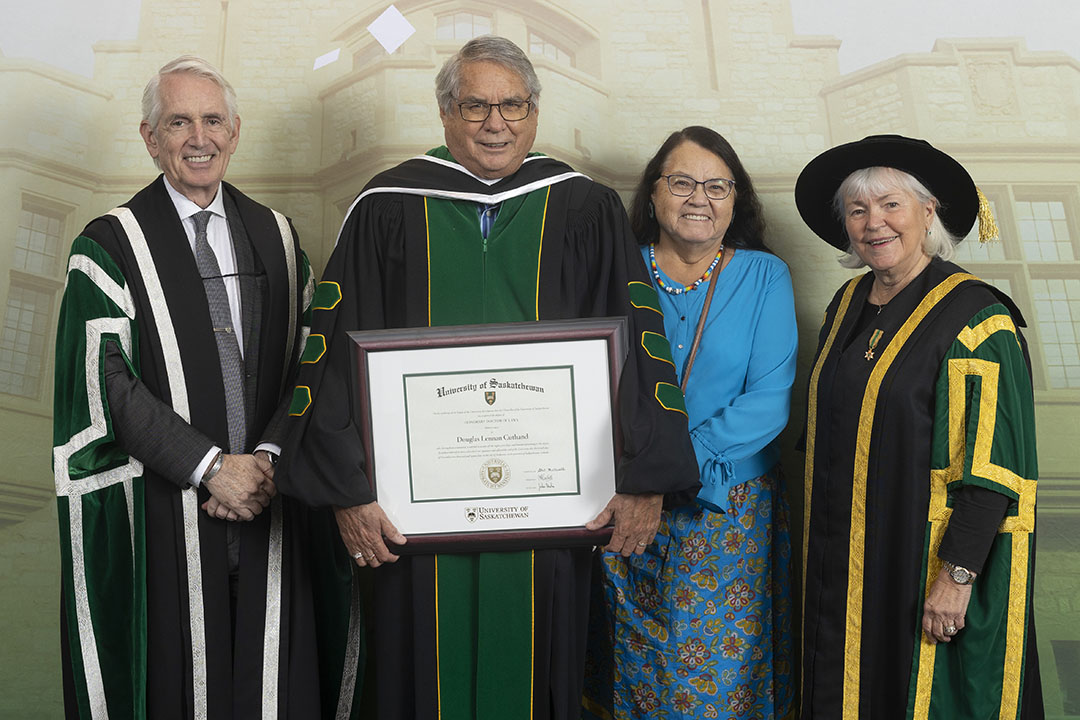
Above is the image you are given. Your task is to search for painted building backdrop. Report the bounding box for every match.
[2,0,1078,715]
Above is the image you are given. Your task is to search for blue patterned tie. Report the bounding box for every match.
[479,203,500,240]
[192,210,246,453]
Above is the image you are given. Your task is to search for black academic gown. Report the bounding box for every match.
[800,259,1042,719]
[60,177,322,718]
[278,154,699,719]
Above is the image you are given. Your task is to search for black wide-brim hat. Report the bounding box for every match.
[794,134,979,250]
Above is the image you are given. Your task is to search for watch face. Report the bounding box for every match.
[949,565,974,585]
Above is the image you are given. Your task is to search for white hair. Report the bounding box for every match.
[833,166,956,269]
[141,55,238,131]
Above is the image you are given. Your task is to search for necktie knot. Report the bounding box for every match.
[479,203,499,240]
[192,210,213,238]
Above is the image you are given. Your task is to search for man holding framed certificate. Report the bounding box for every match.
[277,35,699,720]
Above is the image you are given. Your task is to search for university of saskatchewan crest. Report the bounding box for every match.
[480,458,510,489]
[485,391,496,406]
[465,508,478,523]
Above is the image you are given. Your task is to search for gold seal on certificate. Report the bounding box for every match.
[480,459,510,489]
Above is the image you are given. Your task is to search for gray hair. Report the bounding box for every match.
[141,55,239,132]
[435,35,541,115]
[833,166,956,269]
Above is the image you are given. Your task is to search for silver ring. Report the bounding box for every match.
[944,625,957,636]
[636,541,648,547]
[352,551,364,560]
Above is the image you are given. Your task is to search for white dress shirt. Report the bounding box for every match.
[161,178,279,484]
[162,176,245,353]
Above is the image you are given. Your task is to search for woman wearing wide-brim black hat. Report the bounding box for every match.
[794,135,1043,719]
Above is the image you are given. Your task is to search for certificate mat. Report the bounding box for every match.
[351,319,625,551]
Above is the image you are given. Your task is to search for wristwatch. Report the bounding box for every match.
[256,449,279,466]
[942,560,975,585]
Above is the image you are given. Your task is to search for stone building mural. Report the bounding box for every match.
[2,0,1077,714]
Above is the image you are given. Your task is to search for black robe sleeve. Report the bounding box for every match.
[552,180,700,506]
[276,194,408,507]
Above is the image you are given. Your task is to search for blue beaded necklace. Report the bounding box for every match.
[649,243,724,294]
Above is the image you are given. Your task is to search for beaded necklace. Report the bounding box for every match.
[649,243,724,295]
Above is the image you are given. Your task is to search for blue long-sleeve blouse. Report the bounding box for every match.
[643,247,799,512]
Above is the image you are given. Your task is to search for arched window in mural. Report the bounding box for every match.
[435,11,492,42]
[528,30,574,68]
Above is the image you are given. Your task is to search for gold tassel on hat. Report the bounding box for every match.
[977,187,999,244]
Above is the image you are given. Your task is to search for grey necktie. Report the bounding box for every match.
[192,210,246,454]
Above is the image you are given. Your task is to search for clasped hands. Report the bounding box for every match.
[201,451,277,521]
[338,491,663,568]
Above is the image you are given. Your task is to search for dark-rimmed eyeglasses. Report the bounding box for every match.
[455,99,534,122]
[659,174,736,201]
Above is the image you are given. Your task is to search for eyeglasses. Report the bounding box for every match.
[659,174,736,201]
[456,99,534,122]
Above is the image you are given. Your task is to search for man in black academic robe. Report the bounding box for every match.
[53,56,360,718]
[277,36,698,720]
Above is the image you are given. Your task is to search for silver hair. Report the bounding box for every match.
[435,35,541,115]
[833,166,956,269]
[141,55,239,132]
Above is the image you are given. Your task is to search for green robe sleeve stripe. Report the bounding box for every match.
[290,385,313,416]
[640,331,675,369]
[939,303,1037,500]
[54,240,140,491]
[54,236,148,718]
[947,358,1032,499]
[68,237,135,308]
[301,334,327,364]
[910,299,1037,719]
[313,280,342,310]
[628,280,662,315]
[917,356,1035,717]
[655,382,687,416]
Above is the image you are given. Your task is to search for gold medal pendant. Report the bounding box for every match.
[865,329,883,361]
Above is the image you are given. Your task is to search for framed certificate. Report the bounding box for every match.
[350,317,627,553]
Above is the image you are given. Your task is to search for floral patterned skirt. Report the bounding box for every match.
[587,470,794,719]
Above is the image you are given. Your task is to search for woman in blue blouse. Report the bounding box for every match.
[598,127,797,718]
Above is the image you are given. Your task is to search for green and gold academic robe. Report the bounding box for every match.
[278,148,699,720]
[53,178,361,719]
[800,259,1042,719]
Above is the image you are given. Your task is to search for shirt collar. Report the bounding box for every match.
[162,175,227,222]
